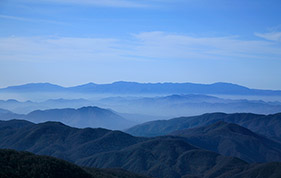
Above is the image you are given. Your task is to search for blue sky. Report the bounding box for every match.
[0,0,281,89]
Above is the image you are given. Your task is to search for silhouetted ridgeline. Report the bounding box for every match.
[1,81,281,95]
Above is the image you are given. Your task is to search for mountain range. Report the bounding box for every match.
[1,81,281,177]
[1,119,281,178]
[0,98,94,114]
[171,121,281,163]
[1,94,281,121]
[0,106,135,130]
[0,120,146,163]
[1,81,281,95]
[99,94,281,117]
[126,112,281,141]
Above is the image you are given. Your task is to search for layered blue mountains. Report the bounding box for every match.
[1,81,281,177]
[1,116,281,178]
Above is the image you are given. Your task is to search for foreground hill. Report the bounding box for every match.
[1,120,281,178]
[0,119,34,129]
[78,136,250,178]
[0,120,145,163]
[0,106,135,130]
[126,112,281,141]
[2,150,281,178]
[228,162,281,178]
[172,121,281,163]
[0,121,249,178]
[0,149,148,178]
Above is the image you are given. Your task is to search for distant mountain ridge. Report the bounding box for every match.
[1,94,281,121]
[100,94,281,117]
[1,81,281,95]
[2,94,281,116]
[0,108,12,114]
[1,83,65,92]
[0,106,135,130]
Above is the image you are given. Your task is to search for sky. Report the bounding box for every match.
[0,0,281,89]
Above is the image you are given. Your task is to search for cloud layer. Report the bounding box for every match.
[255,32,281,42]
[1,32,281,62]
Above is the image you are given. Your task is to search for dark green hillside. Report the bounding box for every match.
[0,120,146,163]
[1,119,281,178]
[85,168,151,178]
[126,112,281,141]
[0,149,149,178]
[0,119,34,129]
[226,162,281,178]
[0,149,92,178]
[78,136,248,178]
[172,121,281,163]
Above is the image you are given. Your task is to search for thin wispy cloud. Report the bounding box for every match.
[0,15,65,25]
[1,32,281,63]
[132,32,281,60]
[255,32,281,42]
[1,0,281,89]
[16,0,186,8]
[0,15,33,22]
[0,36,122,62]
[22,0,148,8]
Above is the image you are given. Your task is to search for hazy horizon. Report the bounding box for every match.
[2,1,281,176]
[1,0,281,90]
[0,80,279,89]
[1,80,281,91]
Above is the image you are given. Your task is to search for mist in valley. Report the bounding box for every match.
[1,88,281,129]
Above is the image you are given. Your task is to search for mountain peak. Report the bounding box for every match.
[77,82,97,87]
[77,106,106,112]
